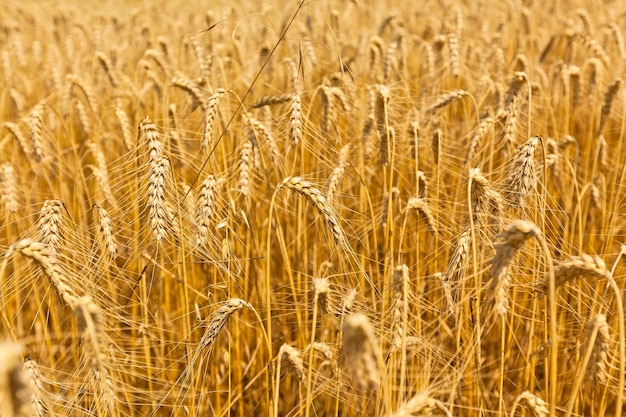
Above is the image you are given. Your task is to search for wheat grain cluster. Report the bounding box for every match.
[1,0,626,416]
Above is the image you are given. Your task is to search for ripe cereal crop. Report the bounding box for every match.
[1,0,626,416]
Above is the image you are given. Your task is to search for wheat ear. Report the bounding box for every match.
[94,204,118,259]
[289,94,303,145]
[511,391,549,417]
[503,136,539,209]
[36,199,63,258]
[0,342,31,417]
[342,313,381,391]
[14,238,79,308]
[0,163,19,213]
[23,358,45,417]
[201,88,226,152]
[195,174,217,248]
[74,296,117,416]
[277,344,306,384]
[147,157,171,243]
[279,176,348,249]
[489,220,539,316]
[388,392,453,417]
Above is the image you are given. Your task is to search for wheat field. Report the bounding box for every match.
[1,0,626,416]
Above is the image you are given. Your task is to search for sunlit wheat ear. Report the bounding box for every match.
[584,58,603,103]
[431,128,441,165]
[443,227,469,315]
[389,392,453,417]
[236,141,253,197]
[2,122,32,160]
[198,298,252,356]
[500,72,527,153]
[406,197,438,236]
[94,204,118,259]
[320,85,338,135]
[28,103,46,162]
[289,94,302,145]
[0,342,31,417]
[568,65,582,108]
[465,114,494,167]
[448,34,460,77]
[23,359,45,417]
[609,22,626,59]
[201,88,226,152]
[14,239,79,308]
[251,94,292,109]
[139,116,163,162]
[248,117,280,164]
[74,99,92,136]
[188,36,210,80]
[278,344,306,384]
[88,142,116,206]
[195,174,217,247]
[541,253,610,292]
[171,72,206,103]
[583,313,611,385]
[416,171,428,199]
[36,199,63,258]
[95,51,118,88]
[279,176,348,249]
[283,58,299,93]
[147,157,171,243]
[469,167,503,231]
[312,277,333,314]
[489,220,539,316]
[426,89,468,114]
[511,391,549,417]
[327,144,350,205]
[342,313,381,392]
[74,296,117,416]
[503,135,539,210]
[598,78,623,134]
[305,342,335,371]
[391,264,409,348]
[114,99,133,151]
[0,163,19,213]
